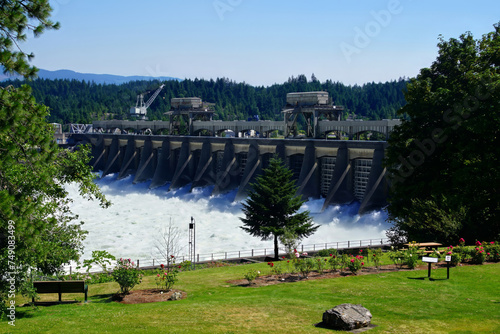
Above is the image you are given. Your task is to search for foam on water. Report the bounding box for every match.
[67,174,390,261]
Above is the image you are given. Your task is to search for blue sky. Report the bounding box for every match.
[23,0,500,86]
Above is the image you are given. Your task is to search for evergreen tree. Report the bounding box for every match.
[385,23,500,244]
[240,156,318,259]
[0,0,109,315]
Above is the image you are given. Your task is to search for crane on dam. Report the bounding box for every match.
[130,84,165,120]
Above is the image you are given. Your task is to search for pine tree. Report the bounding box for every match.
[0,0,109,314]
[240,156,318,259]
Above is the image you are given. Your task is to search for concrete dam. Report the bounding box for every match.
[72,133,389,214]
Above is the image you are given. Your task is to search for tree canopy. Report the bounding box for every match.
[240,156,318,259]
[0,0,109,316]
[1,76,408,126]
[385,23,500,244]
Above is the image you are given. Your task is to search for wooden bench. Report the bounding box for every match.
[33,281,88,304]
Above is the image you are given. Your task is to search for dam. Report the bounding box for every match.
[71,133,390,214]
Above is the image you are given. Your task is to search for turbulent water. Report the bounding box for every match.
[67,174,390,264]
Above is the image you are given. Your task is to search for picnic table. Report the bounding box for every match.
[404,242,442,252]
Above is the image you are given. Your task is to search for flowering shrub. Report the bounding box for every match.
[155,257,179,291]
[446,246,462,266]
[268,262,286,277]
[368,248,383,269]
[112,258,143,294]
[315,257,328,274]
[294,258,315,278]
[327,253,342,272]
[472,246,486,264]
[405,242,420,269]
[347,255,364,274]
[244,269,260,284]
[484,241,500,262]
[388,249,406,269]
[179,260,193,271]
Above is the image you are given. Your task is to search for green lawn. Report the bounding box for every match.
[3,262,500,334]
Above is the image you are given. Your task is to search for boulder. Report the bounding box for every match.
[169,292,183,301]
[322,303,372,331]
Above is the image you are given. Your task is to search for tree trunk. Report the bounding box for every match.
[274,234,279,260]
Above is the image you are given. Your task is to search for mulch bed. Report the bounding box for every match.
[112,289,187,304]
[226,262,477,287]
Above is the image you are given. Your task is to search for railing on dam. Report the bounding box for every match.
[63,237,391,274]
[91,119,401,139]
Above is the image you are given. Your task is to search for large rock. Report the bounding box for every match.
[322,303,372,331]
[169,292,183,301]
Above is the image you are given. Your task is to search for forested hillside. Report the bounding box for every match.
[1,74,407,124]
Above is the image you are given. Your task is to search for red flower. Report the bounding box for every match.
[287,260,289,263]
[267,262,271,265]
[160,264,164,268]
[329,254,332,257]
[270,263,274,267]
[282,256,285,259]
[373,254,376,257]
[361,262,364,266]
[476,241,482,246]
[171,255,175,258]
[359,250,363,253]
[178,265,181,268]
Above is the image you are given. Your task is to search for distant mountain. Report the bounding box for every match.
[0,68,181,84]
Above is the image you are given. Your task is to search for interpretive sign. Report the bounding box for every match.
[422,257,439,263]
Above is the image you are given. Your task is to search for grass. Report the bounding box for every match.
[3,260,500,334]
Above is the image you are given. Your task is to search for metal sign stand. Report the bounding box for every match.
[189,217,196,270]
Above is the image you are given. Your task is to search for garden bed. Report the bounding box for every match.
[112,289,186,304]
[227,261,484,287]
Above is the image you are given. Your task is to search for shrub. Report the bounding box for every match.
[369,248,383,269]
[328,253,342,272]
[471,246,486,264]
[155,258,180,291]
[405,242,420,269]
[389,249,406,269]
[315,257,328,274]
[347,255,364,274]
[268,261,286,277]
[294,258,315,278]
[484,241,500,262]
[317,248,338,257]
[244,269,260,284]
[112,258,143,294]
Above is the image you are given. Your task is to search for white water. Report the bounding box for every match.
[68,174,390,262]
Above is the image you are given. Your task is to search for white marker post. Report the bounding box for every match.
[422,256,438,279]
[445,255,452,279]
